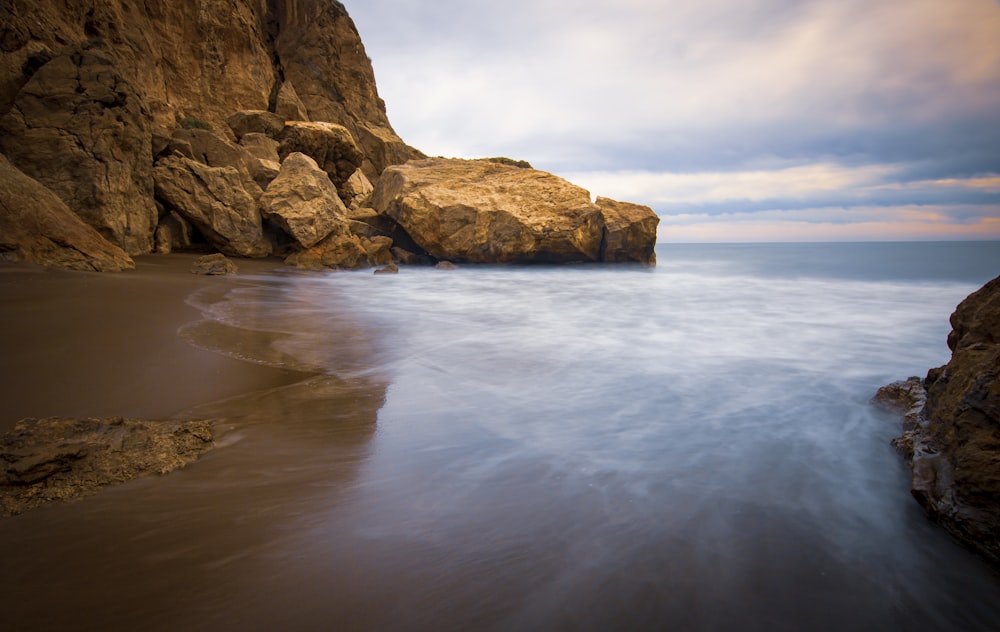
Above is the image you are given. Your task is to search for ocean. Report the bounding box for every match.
[4,241,1000,630]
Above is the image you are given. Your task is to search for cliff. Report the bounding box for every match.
[0,0,658,270]
[874,275,1000,562]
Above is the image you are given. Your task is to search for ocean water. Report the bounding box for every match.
[5,241,1000,630]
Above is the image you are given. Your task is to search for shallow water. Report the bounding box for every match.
[3,242,1000,630]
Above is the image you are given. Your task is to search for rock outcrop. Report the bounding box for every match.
[875,275,1000,562]
[0,154,134,271]
[153,155,271,258]
[0,0,421,270]
[0,1,659,271]
[369,158,659,264]
[0,48,157,254]
[0,417,214,517]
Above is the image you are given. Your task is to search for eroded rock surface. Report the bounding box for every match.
[876,275,1000,562]
[153,155,270,258]
[370,158,658,264]
[260,152,347,249]
[190,253,238,275]
[0,49,156,254]
[0,154,134,271]
[1,417,214,517]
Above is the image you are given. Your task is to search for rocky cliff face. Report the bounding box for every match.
[0,1,658,270]
[874,274,1000,562]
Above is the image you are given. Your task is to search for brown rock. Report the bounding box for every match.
[0,416,214,517]
[595,197,660,265]
[369,158,607,264]
[0,154,134,272]
[374,262,399,275]
[278,121,364,193]
[878,275,1000,563]
[190,253,238,275]
[260,152,347,249]
[274,80,308,121]
[239,133,281,163]
[343,168,375,209]
[0,49,156,254]
[270,0,423,173]
[153,211,196,254]
[153,155,270,258]
[283,229,369,270]
[226,110,285,140]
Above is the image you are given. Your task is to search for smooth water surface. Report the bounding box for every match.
[3,242,1000,631]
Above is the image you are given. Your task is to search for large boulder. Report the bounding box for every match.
[0,416,214,517]
[277,121,364,194]
[595,197,659,265]
[369,158,609,264]
[0,154,135,272]
[226,110,285,140]
[875,275,1000,562]
[260,152,348,249]
[153,155,270,258]
[0,49,156,254]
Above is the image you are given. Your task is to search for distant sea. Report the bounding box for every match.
[12,242,1000,630]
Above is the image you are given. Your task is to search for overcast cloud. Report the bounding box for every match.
[347,0,1000,241]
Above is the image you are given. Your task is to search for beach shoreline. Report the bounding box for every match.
[0,254,310,434]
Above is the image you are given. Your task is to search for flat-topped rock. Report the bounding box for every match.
[370,158,658,264]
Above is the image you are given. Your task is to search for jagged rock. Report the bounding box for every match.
[190,253,238,275]
[0,416,214,517]
[370,158,609,264]
[153,211,196,254]
[361,236,394,266]
[226,110,285,140]
[877,275,1000,562]
[260,152,347,249]
[1,0,419,187]
[595,197,659,265]
[283,229,369,270]
[274,80,308,121]
[374,262,399,275]
[239,133,281,163]
[0,49,156,254]
[277,121,364,194]
[153,155,270,258]
[0,154,135,272]
[343,168,374,209]
[270,0,422,173]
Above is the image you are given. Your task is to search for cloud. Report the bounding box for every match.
[346,0,1000,240]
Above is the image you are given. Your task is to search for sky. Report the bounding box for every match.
[346,0,1000,242]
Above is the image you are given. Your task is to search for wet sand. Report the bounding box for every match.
[0,254,307,433]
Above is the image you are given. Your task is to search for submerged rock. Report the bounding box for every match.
[0,417,214,517]
[876,275,1000,562]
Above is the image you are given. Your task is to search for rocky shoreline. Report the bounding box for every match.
[874,274,1000,563]
[0,0,658,273]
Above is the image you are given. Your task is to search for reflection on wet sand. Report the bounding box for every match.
[0,261,389,630]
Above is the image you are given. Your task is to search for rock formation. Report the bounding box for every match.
[369,158,659,264]
[0,417,214,517]
[875,275,1000,562]
[0,154,134,271]
[0,1,658,271]
[190,253,238,275]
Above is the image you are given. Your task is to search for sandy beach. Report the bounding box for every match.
[0,254,307,433]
